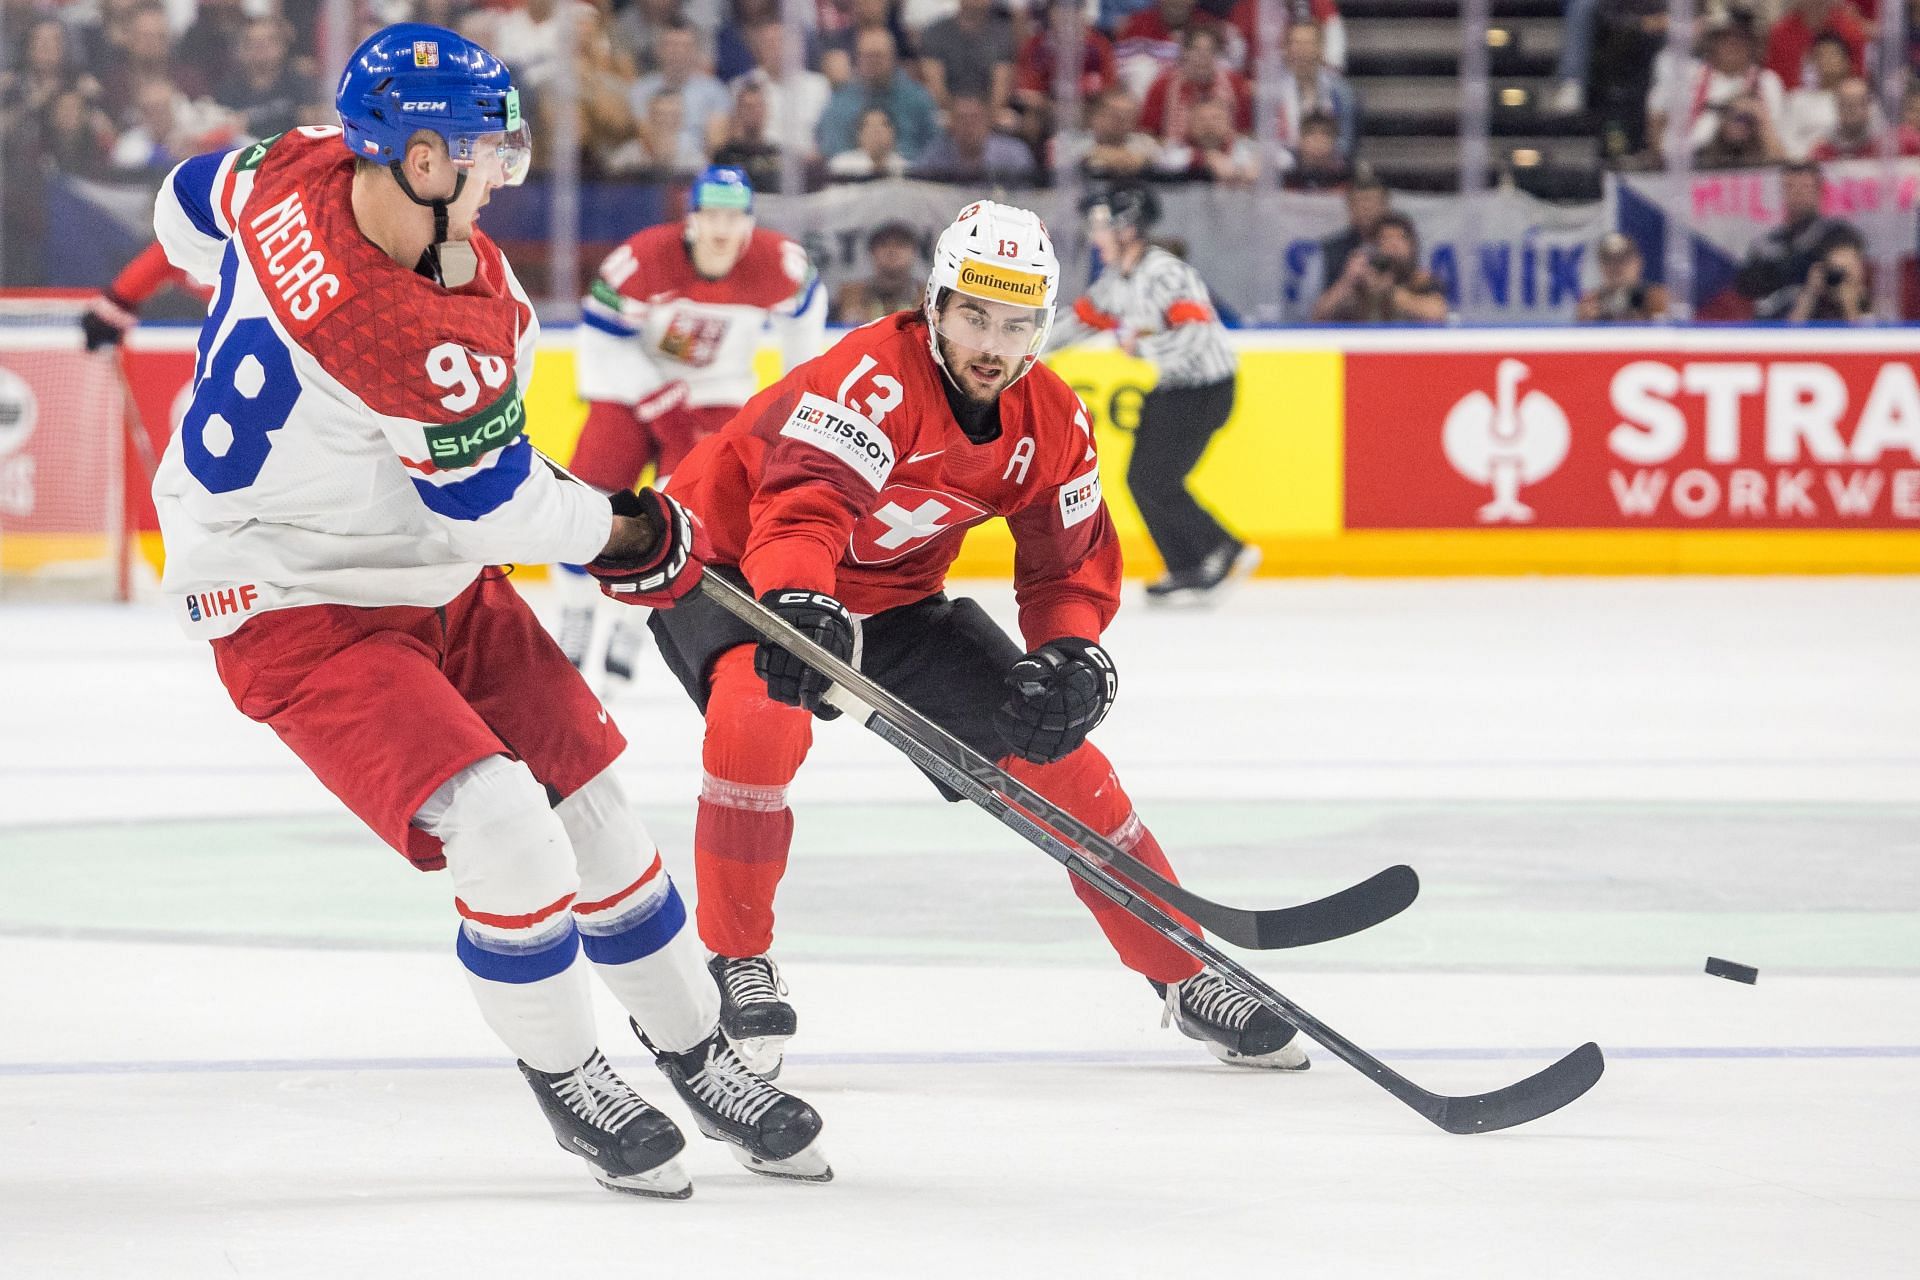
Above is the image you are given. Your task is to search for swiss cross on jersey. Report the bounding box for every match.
[848,484,994,565]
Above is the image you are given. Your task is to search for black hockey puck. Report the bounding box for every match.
[1705,957,1758,984]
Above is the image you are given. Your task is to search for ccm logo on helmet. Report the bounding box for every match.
[780,391,896,489]
[957,260,1046,305]
[402,100,449,113]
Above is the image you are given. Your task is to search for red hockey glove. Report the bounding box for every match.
[994,638,1118,764]
[587,487,710,608]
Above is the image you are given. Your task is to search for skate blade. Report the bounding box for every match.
[723,1138,833,1184]
[594,1157,694,1199]
[1206,1040,1310,1072]
[725,1033,790,1079]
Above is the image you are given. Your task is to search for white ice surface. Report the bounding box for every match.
[2,577,1917,1278]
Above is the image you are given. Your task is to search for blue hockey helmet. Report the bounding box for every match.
[690,165,753,215]
[335,23,531,189]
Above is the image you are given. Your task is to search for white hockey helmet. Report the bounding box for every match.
[923,201,1059,390]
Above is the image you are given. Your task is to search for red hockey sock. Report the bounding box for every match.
[694,646,813,958]
[1003,743,1204,985]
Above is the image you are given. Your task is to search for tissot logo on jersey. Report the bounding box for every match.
[245,189,353,332]
[184,584,260,623]
[778,392,895,489]
[1058,467,1103,528]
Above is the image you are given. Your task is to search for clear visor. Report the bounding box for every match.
[932,292,1050,364]
[451,125,533,188]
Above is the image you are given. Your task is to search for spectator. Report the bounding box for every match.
[613,0,685,75]
[827,104,910,177]
[631,20,732,165]
[1576,232,1671,322]
[710,80,784,189]
[1766,0,1869,88]
[543,8,642,178]
[1736,161,1860,318]
[1696,91,1786,167]
[1646,20,1785,161]
[713,0,779,84]
[1152,96,1258,183]
[816,26,939,161]
[1551,0,1602,114]
[1271,19,1356,160]
[1311,211,1448,322]
[215,18,313,142]
[1896,82,1920,153]
[1116,0,1219,98]
[813,0,914,87]
[1810,77,1883,160]
[174,0,249,102]
[109,76,188,172]
[1228,0,1347,76]
[480,0,599,92]
[1051,87,1162,178]
[918,0,1015,122]
[1141,25,1251,146]
[614,88,712,174]
[1780,32,1853,159]
[1012,14,1118,147]
[1785,225,1870,322]
[97,4,173,124]
[831,220,925,324]
[733,20,831,162]
[1280,111,1352,190]
[1318,174,1388,287]
[2,18,98,120]
[36,86,117,177]
[1589,0,1669,158]
[912,91,1037,181]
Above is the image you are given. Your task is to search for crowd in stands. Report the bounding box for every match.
[0,0,1363,195]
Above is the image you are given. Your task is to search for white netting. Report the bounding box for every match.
[0,296,129,601]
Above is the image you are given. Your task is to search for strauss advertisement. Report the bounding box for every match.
[1346,352,1920,529]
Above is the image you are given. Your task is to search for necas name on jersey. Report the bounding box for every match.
[778,391,895,489]
[243,186,352,332]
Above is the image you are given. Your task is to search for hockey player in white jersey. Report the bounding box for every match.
[554,164,826,690]
[149,23,829,1197]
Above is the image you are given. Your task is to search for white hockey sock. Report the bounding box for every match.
[459,936,598,1074]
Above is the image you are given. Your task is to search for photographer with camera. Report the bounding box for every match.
[1577,232,1670,323]
[1785,229,1870,324]
[1311,212,1449,324]
[1736,161,1861,321]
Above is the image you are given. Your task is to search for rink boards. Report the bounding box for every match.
[89,326,1920,580]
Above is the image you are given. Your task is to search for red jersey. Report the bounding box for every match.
[667,312,1120,647]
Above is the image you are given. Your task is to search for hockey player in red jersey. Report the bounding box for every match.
[150,24,829,1197]
[80,241,212,351]
[555,165,825,690]
[650,201,1307,1077]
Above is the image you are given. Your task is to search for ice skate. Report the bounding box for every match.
[1155,971,1309,1070]
[519,1049,692,1198]
[710,953,798,1078]
[640,1023,832,1183]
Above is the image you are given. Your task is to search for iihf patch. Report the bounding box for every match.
[185,595,202,623]
[1057,466,1102,529]
[413,40,439,67]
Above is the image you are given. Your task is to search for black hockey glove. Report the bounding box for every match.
[994,638,1118,765]
[81,290,138,352]
[755,589,856,720]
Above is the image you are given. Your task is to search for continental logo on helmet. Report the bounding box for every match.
[956,259,1047,305]
[413,41,440,68]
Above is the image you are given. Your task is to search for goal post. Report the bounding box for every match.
[0,292,138,602]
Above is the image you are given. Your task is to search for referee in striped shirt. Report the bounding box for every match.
[1049,182,1257,602]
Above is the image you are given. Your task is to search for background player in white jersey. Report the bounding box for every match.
[555,165,826,690]
[1049,182,1256,604]
[148,23,827,1197]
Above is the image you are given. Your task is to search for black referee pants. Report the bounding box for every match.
[1126,377,1238,576]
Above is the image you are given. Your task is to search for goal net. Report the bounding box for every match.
[0,294,131,601]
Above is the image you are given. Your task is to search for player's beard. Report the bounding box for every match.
[935,334,1013,405]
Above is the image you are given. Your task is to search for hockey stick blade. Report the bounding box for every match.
[1419,1041,1606,1135]
[697,572,1414,951]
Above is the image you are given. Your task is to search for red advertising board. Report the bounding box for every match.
[1346,351,1920,528]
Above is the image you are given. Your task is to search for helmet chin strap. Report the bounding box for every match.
[388,161,468,282]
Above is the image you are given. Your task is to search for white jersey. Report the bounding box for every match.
[577,221,825,412]
[150,128,611,639]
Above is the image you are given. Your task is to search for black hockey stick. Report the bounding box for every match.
[696,573,1602,1132]
[693,574,1414,951]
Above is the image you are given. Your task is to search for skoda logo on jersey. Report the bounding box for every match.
[0,367,38,457]
[402,100,449,114]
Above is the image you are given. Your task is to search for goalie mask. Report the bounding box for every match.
[922,202,1059,393]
